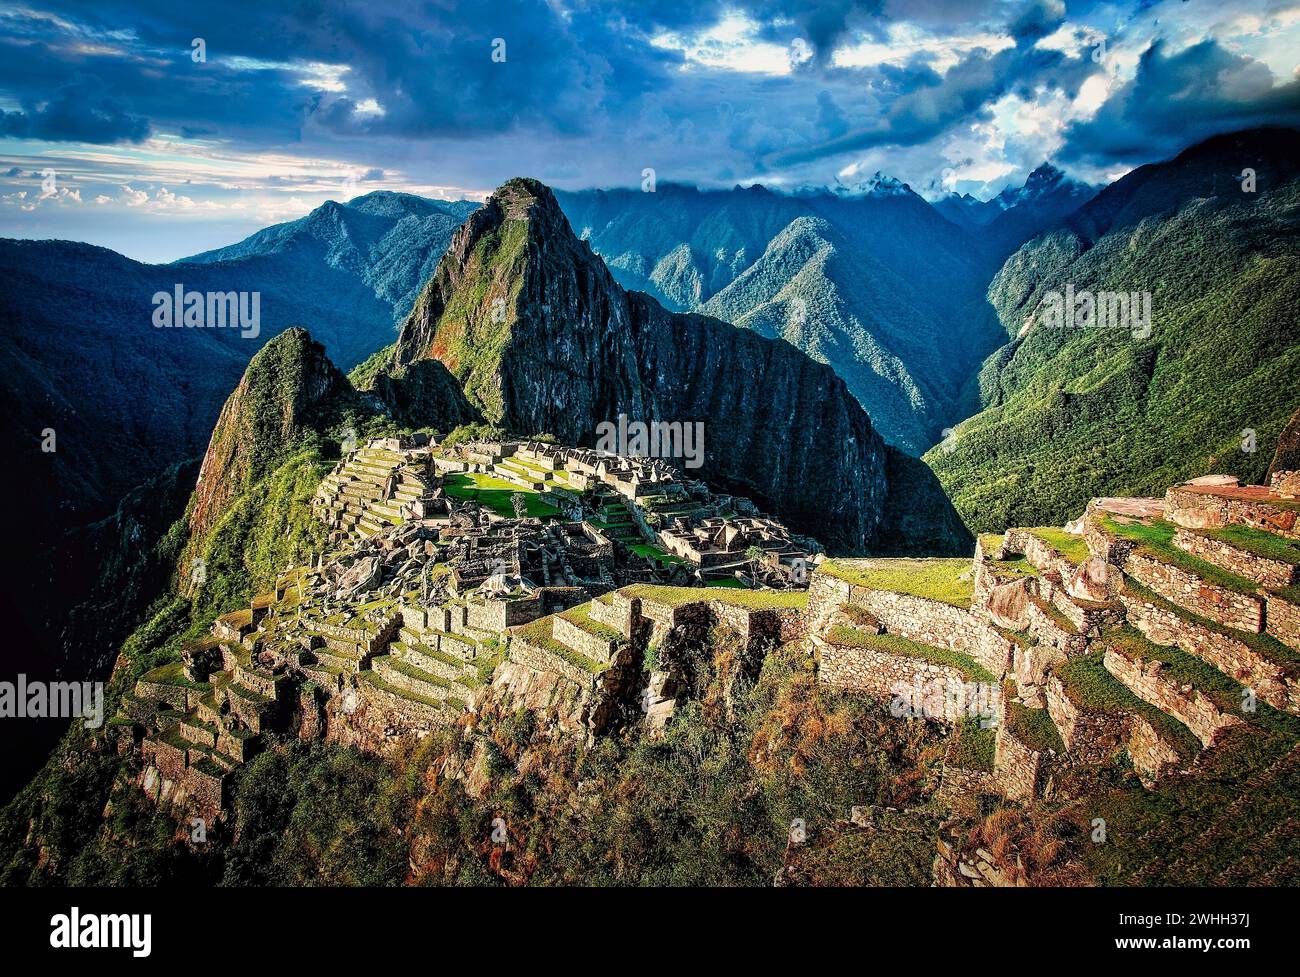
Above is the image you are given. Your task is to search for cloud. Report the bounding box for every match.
[1009,0,1066,41]
[0,75,149,144]
[1059,38,1300,165]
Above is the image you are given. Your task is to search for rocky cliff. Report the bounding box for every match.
[387,178,968,554]
[183,328,352,567]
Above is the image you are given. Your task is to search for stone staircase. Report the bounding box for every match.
[314,440,438,543]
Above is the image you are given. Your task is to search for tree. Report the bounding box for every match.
[510,492,528,518]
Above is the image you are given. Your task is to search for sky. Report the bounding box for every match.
[1,0,1298,262]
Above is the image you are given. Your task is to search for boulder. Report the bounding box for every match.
[1066,556,1116,603]
[1183,474,1240,487]
[339,556,381,594]
[987,577,1033,631]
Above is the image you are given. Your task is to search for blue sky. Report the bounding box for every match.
[1,0,1298,261]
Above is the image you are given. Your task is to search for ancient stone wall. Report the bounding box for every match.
[1174,527,1296,587]
[552,616,620,664]
[1164,487,1300,540]
[814,636,971,722]
[994,726,1052,802]
[1265,593,1300,653]
[1120,588,1299,714]
[1102,647,1244,748]
[1123,552,1264,632]
[1125,714,1185,786]
[1045,675,1128,764]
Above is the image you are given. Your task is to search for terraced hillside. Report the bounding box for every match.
[804,468,1300,884]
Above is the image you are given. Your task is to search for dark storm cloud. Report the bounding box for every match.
[1059,39,1300,165]
[0,74,150,143]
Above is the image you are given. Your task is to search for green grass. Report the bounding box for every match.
[628,542,688,566]
[819,558,974,608]
[1121,577,1300,670]
[824,626,995,683]
[441,472,559,519]
[1004,702,1065,754]
[1198,523,1300,566]
[139,662,208,690]
[1030,595,1079,635]
[705,578,746,589]
[1102,627,1300,737]
[1101,517,1262,596]
[511,619,609,674]
[557,604,623,642]
[1025,527,1091,565]
[1055,651,1201,756]
[948,720,996,772]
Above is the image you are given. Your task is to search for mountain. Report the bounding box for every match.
[558,181,1003,453]
[933,163,1099,254]
[378,177,970,554]
[183,191,480,362]
[0,192,477,796]
[928,127,1300,531]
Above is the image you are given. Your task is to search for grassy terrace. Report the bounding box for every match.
[948,719,996,772]
[819,558,974,609]
[1025,527,1091,566]
[987,556,1037,578]
[442,471,560,519]
[1101,517,1260,595]
[1103,627,1300,737]
[1122,577,1300,671]
[628,542,688,566]
[977,532,1005,554]
[824,626,995,683]
[360,670,464,711]
[1005,702,1065,754]
[622,584,808,611]
[140,662,209,691]
[511,618,609,674]
[1030,595,1079,635]
[558,603,623,642]
[1196,523,1300,566]
[1055,651,1201,757]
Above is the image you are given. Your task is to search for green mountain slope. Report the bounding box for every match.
[928,128,1300,531]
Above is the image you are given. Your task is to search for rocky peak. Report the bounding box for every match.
[381,176,970,554]
[183,328,352,573]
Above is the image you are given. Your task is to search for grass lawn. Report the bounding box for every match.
[1025,527,1091,565]
[1198,523,1300,566]
[629,542,688,565]
[442,472,560,519]
[1055,651,1201,756]
[1101,517,1261,595]
[1004,702,1065,753]
[819,558,974,608]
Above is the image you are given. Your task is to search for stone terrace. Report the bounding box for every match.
[805,470,1300,817]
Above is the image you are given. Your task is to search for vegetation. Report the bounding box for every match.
[1004,702,1065,754]
[929,167,1300,532]
[441,472,559,519]
[819,559,974,608]
[1100,517,1260,595]
[948,720,996,772]
[1024,527,1090,565]
[824,627,995,683]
